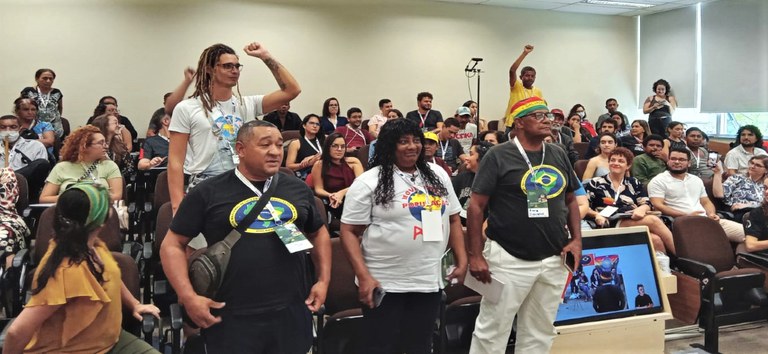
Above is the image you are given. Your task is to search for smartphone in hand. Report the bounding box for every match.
[563,252,576,274]
[372,287,386,308]
[707,152,720,168]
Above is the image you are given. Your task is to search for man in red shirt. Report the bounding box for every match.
[335,107,373,154]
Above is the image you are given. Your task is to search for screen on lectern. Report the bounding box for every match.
[554,227,665,326]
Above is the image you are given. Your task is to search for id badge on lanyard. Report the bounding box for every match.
[514,138,549,218]
[395,168,444,242]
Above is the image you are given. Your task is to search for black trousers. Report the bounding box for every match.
[360,291,442,354]
[649,116,671,137]
[201,302,312,354]
[16,159,51,203]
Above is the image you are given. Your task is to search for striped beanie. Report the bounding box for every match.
[509,97,548,122]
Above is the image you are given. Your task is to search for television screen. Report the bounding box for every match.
[554,227,665,326]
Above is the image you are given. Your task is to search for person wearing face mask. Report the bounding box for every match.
[0,115,51,202]
[569,104,597,139]
[549,108,579,164]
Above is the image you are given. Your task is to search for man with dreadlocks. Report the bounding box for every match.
[168,42,300,213]
[467,97,582,354]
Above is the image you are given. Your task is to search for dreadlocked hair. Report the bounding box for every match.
[370,118,448,208]
[191,43,243,117]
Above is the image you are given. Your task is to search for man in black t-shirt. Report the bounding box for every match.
[467,97,582,354]
[436,118,466,173]
[405,91,444,132]
[744,182,768,256]
[160,120,331,354]
[634,284,654,308]
[263,103,302,131]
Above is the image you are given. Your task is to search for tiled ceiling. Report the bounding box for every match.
[434,0,711,16]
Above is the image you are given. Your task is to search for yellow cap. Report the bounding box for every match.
[423,132,439,143]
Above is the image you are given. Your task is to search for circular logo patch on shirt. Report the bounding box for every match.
[404,191,446,221]
[229,197,297,233]
[519,165,567,199]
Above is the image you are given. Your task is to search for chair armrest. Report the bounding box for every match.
[737,252,768,268]
[169,303,183,330]
[717,211,735,220]
[12,249,28,268]
[143,241,153,260]
[142,313,157,335]
[674,257,717,279]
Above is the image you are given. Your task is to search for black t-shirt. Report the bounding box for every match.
[438,139,465,171]
[405,110,444,131]
[170,170,324,314]
[745,209,768,256]
[142,135,169,167]
[635,293,653,308]
[263,111,302,131]
[471,141,578,260]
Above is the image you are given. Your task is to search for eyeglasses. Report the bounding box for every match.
[749,161,766,168]
[669,157,689,162]
[306,121,321,127]
[525,112,555,121]
[217,63,244,71]
[89,140,107,147]
[331,144,346,150]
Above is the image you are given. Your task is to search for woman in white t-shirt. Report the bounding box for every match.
[340,118,467,354]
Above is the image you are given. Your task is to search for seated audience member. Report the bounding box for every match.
[310,132,364,218]
[649,147,745,246]
[366,108,406,163]
[0,115,51,201]
[612,111,630,137]
[582,132,618,181]
[620,120,651,156]
[320,97,348,135]
[3,184,160,354]
[686,127,715,180]
[452,141,493,224]
[92,114,135,177]
[367,98,392,138]
[463,100,487,132]
[570,103,597,138]
[596,98,627,131]
[566,111,590,143]
[263,103,302,131]
[90,102,133,152]
[90,96,138,145]
[584,147,674,254]
[713,156,768,222]
[454,106,477,154]
[286,114,324,180]
[40,126,123,203]
[146,92,173,137]
[335,107,373,154]
[724,125,768,177]
[13,97,55,150]
[744,185,768,255]
[549,108,579,164]
[405,91,443,132]
[585,119,618,159]
[435,118,466,174]
[423,132,452,175]
[138,113,170,170]
[0,168,31,268]
[478,130,505,145]
[631,134,667,185]
[662,121,686,158]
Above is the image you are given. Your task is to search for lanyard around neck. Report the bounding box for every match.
[394,166,434,210]
[420,110,430,127]
[605,174,625,205]
[234,168,282,225]
[513,137,546,183]
[439,139,448,159]
[304,136,321,154]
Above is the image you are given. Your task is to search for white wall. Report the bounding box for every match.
[0,0,636,137]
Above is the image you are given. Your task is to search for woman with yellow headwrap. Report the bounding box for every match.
[3,184,160,354]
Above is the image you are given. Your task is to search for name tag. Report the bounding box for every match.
[421,209,444,242]
[527,189,549,218]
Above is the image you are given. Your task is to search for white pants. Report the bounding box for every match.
[469,239,568,354]
[719,218,745,243]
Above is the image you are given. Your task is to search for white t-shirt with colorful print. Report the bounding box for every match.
[341,163,461,293]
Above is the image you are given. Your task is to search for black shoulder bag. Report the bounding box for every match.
[188,173,280,299]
